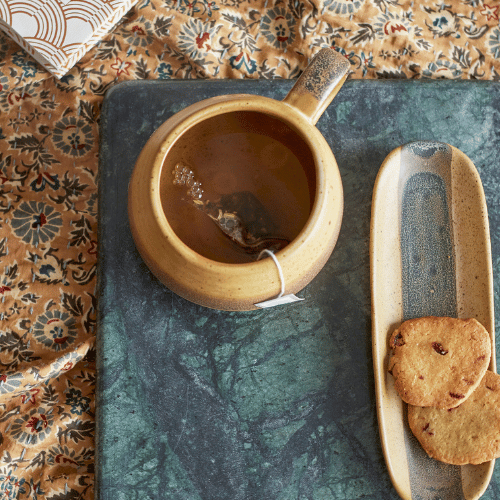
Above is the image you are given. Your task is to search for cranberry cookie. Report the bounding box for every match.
[388,316,491,409]
[408,370,500,465]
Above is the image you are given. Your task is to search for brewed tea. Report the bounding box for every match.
[172,163,291,254]
[160,111,316,264]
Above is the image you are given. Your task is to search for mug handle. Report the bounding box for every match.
[283,48,350,125]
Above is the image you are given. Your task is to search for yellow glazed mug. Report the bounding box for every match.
[128,48,350,311]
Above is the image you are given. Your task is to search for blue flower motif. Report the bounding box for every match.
[433,16,448,29]
[177,0,201,16]
[0,469,26,497]
[323,0,363,15]
[422,60,462,79]
[260,7,296,50]
[359,51,375,76]
[10,407,54,445]
[11,201,62,247]
[426,9,458,37]
[0,371,23,395]
[488,28,500,59]
[11,50,39,77]
[65,387,91,415]
[52,115,94,157]
[202,0,219,17]
[178,19,220,61]
[33,310,77,352]
[157,62,173,79]
[125,17,155,47]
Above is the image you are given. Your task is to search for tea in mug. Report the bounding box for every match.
[160,111,316,264]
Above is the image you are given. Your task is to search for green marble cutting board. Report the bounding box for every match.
[97,79,500,500]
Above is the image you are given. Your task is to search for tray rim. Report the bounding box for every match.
[370,141,496,500]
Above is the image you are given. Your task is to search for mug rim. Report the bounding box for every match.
[149,94,331,270]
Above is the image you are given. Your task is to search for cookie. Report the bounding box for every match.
[408,370,500,465]
[388,316,491,409]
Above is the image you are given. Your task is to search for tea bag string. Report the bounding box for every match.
[257,249,285,298]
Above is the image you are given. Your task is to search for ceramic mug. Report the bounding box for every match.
[128,48,349,311]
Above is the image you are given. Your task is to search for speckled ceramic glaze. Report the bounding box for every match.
[128,48,349,311]
[371,141,495,500]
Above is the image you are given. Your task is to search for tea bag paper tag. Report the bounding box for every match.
[255,294,304,309]
[254,250,305,309]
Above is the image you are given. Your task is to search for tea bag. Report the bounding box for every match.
[172,163,289,255]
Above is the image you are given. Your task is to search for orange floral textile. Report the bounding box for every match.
[0,0,499,498]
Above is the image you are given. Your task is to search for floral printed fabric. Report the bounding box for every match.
[0,0,499,497]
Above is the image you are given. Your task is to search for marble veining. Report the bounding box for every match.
[97,79,500,499]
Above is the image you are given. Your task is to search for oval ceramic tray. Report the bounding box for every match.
[370,141,496,500]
